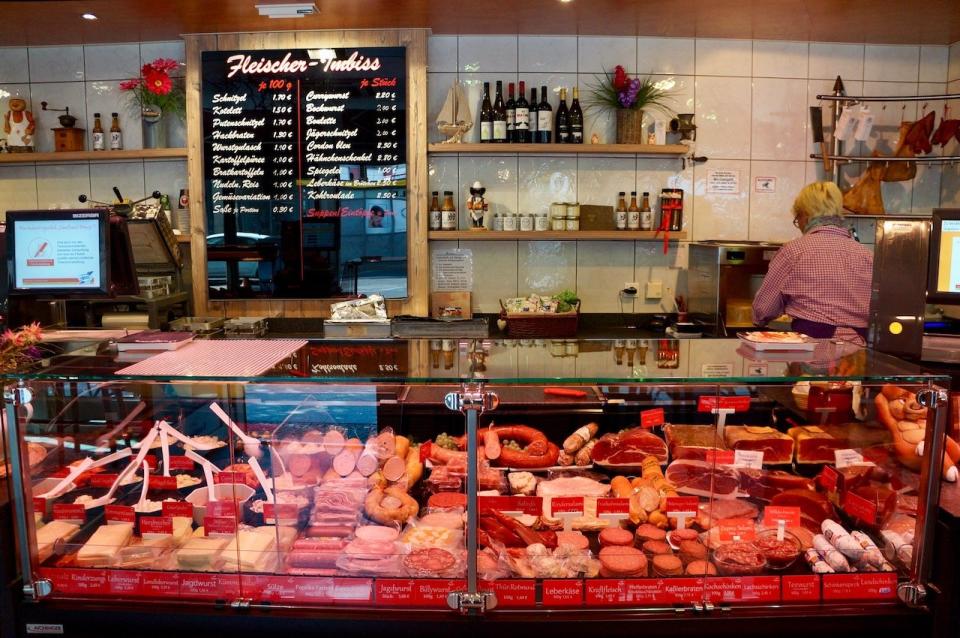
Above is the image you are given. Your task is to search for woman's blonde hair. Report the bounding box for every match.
[792,181,844,221]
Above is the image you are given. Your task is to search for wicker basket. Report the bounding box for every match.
[499,301,580,338]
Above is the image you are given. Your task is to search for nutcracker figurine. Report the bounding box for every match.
[467,180,488,230]
[3,94,35,152]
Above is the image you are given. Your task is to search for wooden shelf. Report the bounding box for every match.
[427,143,689,156]
[175,234,192,243]
[0,148,188,164]
[429,230,687,241]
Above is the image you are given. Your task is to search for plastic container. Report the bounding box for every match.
[755,529,802,570]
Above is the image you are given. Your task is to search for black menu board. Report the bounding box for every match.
[201,47,407,300]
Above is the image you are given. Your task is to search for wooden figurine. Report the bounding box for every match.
[467,181,488,229]
[3,96,35,152]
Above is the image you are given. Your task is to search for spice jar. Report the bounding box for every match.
[551,216,566,231]
[535,212,549,231]
[492,213,503,231]
[503,213,518,231]
[519,213,534,232]
[564,216,580,231]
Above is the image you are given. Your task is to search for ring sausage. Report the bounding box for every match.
[456,425,560,468]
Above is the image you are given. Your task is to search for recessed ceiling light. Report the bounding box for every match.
[82,13,98,20]
[559,0,573,3]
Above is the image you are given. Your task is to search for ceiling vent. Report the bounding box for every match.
[255,3,318,18]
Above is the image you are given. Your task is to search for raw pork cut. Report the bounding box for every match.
[724,426,795,464]
[664,459,742,499]
[591,427,668,466]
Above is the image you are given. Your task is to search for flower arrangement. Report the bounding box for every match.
[119,58,185,120]
[0,323,42,374]
[586,65,674,114]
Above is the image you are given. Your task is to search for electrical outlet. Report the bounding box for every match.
[646,280,663,299]
[623,282,639,296]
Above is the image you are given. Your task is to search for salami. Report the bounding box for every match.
[403,547,457,577]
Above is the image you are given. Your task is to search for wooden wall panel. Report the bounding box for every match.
[183,29,429,320]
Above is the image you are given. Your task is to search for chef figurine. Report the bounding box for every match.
[3,94,35,152]
[467,180,488,230]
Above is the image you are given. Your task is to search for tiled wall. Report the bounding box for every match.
[427,36,956,312]
[0,42,187,213]
[940,42,960,208]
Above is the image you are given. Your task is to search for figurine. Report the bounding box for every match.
[3,94,35,152]
[467,180,488,229]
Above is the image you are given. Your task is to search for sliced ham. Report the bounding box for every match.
[724,426,795,465]
[788,426,846,464]
[696,498,759,529]
[665,459,742,499]
[739,468,814,502]
[591,428,668,466]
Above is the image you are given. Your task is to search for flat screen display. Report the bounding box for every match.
[6,210,110,296]
[926,209,960,302]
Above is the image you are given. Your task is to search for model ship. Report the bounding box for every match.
[436,79,472,144]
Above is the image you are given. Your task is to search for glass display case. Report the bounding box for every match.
[0,337,953,623]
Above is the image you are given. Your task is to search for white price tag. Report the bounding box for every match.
[734,449,764,469]
[834,448,874,468]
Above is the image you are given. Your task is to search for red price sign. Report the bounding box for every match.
[550,496,584,517]
[703,449,735,465]
[842,491,878,525]
[206,501,237,518]
[168,456,195,471]
[52,503,86,522]
[143,455,158,470]
[215,471,245,485]
[718,518,757,541]
[140,516,174,535]
[665,496,699,516]
[477,496,543,516]
[263,503,298,522]
[89,474,120,488]
[596,498,631,516]
[763,506,801,528]
[105,505,136,524]
[148,476,178,491]
[640,408,665,428]
[162,501,194,518]
[819,466,839,491]
[698,396,751,412]
[204,516,237,535]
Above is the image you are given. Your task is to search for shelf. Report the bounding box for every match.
[427,143,689,156]
[0,148,188,164]
[175,234,192,243]
[429,230,687,241]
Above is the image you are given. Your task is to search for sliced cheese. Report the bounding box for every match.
[36,520,80,562]
[75,523,134,567]
[176,536,231,571]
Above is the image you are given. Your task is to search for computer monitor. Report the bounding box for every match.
[926,208,960,304]
[6,209,111,297]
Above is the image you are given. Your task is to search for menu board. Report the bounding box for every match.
[201,47,408,300]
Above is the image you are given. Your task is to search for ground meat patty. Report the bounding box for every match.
[427,492,467,509]
[599,527,635,547]
[652,554,684,576]
[678,540,708,565]
[685,559,718,576]
[403,547,457,577]
[635,523,667,543]
[642,540,673,558]
[598,546,647,576]
[556,531,590,550]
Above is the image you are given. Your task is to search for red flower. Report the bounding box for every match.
[150,58,180,73]
[613,65,629,92]
[119,79,141,91]
[144,70,172,95]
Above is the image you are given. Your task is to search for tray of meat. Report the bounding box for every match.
[738,331,817,351]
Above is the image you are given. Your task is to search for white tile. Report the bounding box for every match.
[808,43,863,81]
[576,241,634,312]
[458,36,517,73]
[911,164,942,213]
[35,164,90,209]
[28,46,84,82]
[880,179,913,214]
[950,43,960,83]
[582,105,615,145]
[577,157,636,208]
[695,39,752,77]
[694,76,751,159]
[518,240,576,296]
[428,155,459,196]
[691,159,750,241]
[140,42,186,77]
[518,157,576,217]
[167,116,186,148]
[459,72,517,143]
[637,38,694,75]
[0,48,29,83]
[920,46,949,83]
[428,72,458,144]
[635,242,682,313]
[90,161,145,201]
[86,81,143,150]
[519,36,577,73]
[748,160,806,242]
[752,78,808,161]
[457,155,517,229]
[461,241,518,313]
[941,162,960,207]
[864,45,920,82]
[84,44,140,81]
[651,74,694,118]
[752,40,808,78]
[427,35,457,73]
[860,81,918,155]
[28,81,86,152]
[577,37,637,74]
[0,165,37,215]
[144,160,188,207]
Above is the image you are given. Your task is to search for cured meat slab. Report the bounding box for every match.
[591,428,668,467]
[665,459,742,499]
[724,426,795,465]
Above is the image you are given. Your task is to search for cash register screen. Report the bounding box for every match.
[6,209,110,296]
[926,209,960,303]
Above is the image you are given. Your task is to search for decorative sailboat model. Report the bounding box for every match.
[436,79,472,143]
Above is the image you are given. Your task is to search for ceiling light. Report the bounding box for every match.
[81,13,97,20]
[559,0,573,3]
[255,2,318,18]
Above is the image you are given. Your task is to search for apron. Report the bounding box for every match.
[7,113,30,146]
[792,317,867,342]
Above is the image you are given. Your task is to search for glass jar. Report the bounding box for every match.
[565,216,580,231]
[492,213,503,231]
[566,202,580,218]
[535,213,549,231]
[551,216,566,231]
[519,214,534,232]
[550,202,567,220]
[503,213,518,231]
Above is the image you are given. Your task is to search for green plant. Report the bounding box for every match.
[585,65,674,115]
[555,290,580,313]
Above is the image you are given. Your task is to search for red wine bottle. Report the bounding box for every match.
[569,86,584,144]
[529,86,539,144]
[506,82,516,143]
[555,87,570,143]
[537,85,553,144]
[514,81,530,143]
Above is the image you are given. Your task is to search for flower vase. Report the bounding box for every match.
[615,108,645,145]
[142,105,168,149]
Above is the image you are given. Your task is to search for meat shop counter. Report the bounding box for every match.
[0,337,955,637]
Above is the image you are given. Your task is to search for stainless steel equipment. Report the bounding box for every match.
[870,217,929,360]
[688,241,781,336]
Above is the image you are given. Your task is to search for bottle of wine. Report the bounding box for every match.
[493,80,507,143]
[537,86,553,144]
[529,87,539,143]
[569,86,584,144]
[515,81,530,143]
[480,82,493,143]
[555,87,570,144]
[506,82,516,143]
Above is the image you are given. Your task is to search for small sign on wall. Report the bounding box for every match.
[755,176,777,193]
[707,169,740,194]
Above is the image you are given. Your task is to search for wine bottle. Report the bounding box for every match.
[569,86,584,144]
[493,80,507,143]
[529,86,539,144]
[555,87,570,144]
[480,82,493,143]
[515,81,530,143]
[506,82,516,143]
[537,86,553,144]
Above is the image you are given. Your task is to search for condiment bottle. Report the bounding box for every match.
[627,191,640,230]
[640,192,653,231]
[615,191,627,230]
[429,191,441,230]
[92,112,105,151]
[441,190,457,230]
[109,112,123,150]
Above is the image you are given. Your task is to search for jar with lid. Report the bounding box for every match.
[519,213,534,232]
[564,216,579,231]
[535,212,549,231]
[492,212,503,231]
[550,202,567,220]
[503,213,518,231]
[566,202,580,219]
[551,215,566,231]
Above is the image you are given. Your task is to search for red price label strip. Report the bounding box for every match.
[168,456,195,471]
[52,504,86,522]
[206,501,238,518]
[718,518,757,541]
[477,496,543,516]
[640,408,665,428]
[33,497,46,513]
[204,516,238,536]
[550,496,585,517]
[105,505,136,524]
[665,496,699,515]
[596,498,630,516]
[214,471,245,485]
[89,474,121,488]
[140,516,174,536]
[703,449,735,465]
[819,466,839,491]
[763,506,801,528]
[842,491,878,525]
[162,501,194,518]
[697,396,751,413]
[149,476,178,491]
[263,503,298,521]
